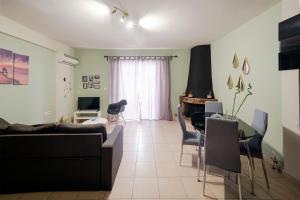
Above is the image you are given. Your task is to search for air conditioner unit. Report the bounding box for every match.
[57,54,79,66]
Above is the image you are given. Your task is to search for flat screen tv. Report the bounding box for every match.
[279,13,300,70]
[78,97,100,110]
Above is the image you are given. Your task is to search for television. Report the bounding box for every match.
[279,13,300,70]
[78,97,100,110]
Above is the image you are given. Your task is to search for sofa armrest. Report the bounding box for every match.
[101,125,123,190]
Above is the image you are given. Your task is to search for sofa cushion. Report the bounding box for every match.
[0,118,10,134]
[54,123,107,142]
[5,123,56,134]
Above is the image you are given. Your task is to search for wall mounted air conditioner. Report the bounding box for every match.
[57,54,79,66]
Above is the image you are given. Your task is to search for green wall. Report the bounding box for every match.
[0,32,56,124]
[211,3,282,155]
[74,49,190,118]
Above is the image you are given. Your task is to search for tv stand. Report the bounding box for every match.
[73,110,102,124]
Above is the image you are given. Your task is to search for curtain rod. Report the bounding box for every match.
[104,55,178,61]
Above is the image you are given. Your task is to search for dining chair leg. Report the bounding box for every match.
[197,146,201,182]
[121,112,126,125]
[237,173,243,200]
[251,156,255,170]
[203,164,207,196]
[261,159,270,189]
[245,143,255,195]
[180,144,183,166]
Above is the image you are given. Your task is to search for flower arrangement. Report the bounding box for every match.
[227,54,253,118]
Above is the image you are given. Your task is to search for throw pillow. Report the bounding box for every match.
[0,118,10,134]
[6,123,56,134]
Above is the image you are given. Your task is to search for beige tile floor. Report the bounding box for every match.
[1,120,300,200]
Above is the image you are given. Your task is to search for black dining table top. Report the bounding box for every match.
[236,118,256,140]
[195,115,257,140]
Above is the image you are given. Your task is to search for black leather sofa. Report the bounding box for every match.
[0,119,123,193]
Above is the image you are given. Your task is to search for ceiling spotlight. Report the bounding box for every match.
[120,16,126,23]
[112,5,137,29]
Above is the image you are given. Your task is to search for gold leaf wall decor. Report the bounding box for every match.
[242,58,250,75]
[236,75,245,92]
[227,75,233,89]
[233,53,239,68]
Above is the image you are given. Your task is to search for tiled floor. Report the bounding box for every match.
[1,120,300,200]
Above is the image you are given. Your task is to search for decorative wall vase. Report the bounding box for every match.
[232,53,239,68]
[227,75,233,89]
[236,75,244,92]
[242,58,250,75]
[228,54,253,118]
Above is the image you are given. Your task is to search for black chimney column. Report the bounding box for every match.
[185,45,214,98]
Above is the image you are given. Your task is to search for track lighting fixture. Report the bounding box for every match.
[111,6,129,22]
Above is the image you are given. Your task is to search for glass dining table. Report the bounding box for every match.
[195,114,257,139]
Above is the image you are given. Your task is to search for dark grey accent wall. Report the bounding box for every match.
[185,45,214,98]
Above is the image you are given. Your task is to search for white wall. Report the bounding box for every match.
[0,14,75,122]
[281,0,300,135]
[211,4,282,155]
[281,0,300,181]
[56,61,75,121]
[74,49,190,118]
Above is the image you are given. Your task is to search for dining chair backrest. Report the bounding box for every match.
[177,104,186,134]
[251,109,268,137]
[205,102,223,117]
[119,99,127,112]
[205,118,241,173]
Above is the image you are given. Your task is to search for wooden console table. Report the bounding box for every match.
[179,96,217,117]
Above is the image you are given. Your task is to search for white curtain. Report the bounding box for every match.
[109,58,171,121]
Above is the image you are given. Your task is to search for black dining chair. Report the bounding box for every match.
[240,109,270,190]
[191,101,223,131]
[177,104,203,166]
[201,117,242,200]
[107,99,127,124]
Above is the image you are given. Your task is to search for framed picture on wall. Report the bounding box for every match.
[82,76,88,82]
[94,84,100,89]
[83,83,88,89]
[0,48,14,84]
[13,53,29,85]
[82,74,100,89]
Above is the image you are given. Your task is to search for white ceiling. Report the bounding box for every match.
[0,0,279,49]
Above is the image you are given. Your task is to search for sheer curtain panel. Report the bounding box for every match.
[109,57,172,121]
